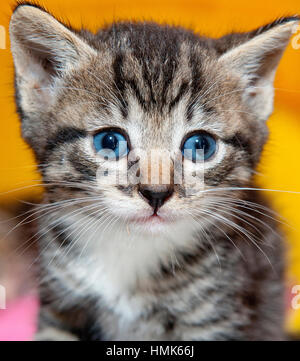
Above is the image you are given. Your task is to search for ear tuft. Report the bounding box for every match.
[252,16,300,36]
[9,3,96,112]
[10,4,93,74]
[218,17,299,121]
[12,1,50,14]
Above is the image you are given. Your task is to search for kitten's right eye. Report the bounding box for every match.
[93,130,129,160]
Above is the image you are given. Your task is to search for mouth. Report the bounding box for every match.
[128,210,175,227]
[134,213,167,224]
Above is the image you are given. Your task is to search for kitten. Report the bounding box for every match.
[9,2,298,341]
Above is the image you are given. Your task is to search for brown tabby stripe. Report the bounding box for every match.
[112,53,129,117]
[45,127,87,154]
[169,82,189,112]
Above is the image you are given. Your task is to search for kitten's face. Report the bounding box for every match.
[9,5,298,235]
[40,52,259,234]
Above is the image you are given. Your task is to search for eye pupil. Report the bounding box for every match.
[195,137,208,151]
[102,133,118,150]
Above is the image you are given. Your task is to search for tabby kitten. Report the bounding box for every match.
[9,2,298,341]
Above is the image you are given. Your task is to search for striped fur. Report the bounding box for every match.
[9,3,299,340]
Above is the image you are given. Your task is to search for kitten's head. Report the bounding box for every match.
[9,3,298,235]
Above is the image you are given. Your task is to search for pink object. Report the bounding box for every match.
[0,286,294,341]
[0,294,39,341]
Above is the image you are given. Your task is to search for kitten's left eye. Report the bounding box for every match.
[93,130,129,159]
[182,133,216,162]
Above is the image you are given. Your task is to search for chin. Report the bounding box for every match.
[124,210,189,236]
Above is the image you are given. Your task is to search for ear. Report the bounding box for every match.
[218,17,299,121]
[9,4,96,112]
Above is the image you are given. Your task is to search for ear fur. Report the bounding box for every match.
[9,3,96,112]
[218,17,299,121]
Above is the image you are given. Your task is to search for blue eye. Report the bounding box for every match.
[182,133,216,162]
[93,130,129,159]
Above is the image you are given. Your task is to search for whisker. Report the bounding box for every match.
[199,187,300,195]
[192,207,275,271]
[28,203,108,269]
[47,206,110,266]
[13,200,107,257]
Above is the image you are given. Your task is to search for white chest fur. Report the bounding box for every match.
[60,212,197,322]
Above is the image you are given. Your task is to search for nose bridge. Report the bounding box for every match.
[140,184,171,193]
[137,120,174,186]
[135,123,175,209]
[142,149,174,186]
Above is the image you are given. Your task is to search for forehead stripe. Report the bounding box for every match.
[169,82,189,112]
[113,53,129,117]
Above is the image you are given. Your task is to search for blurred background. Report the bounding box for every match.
[0,0,299,339]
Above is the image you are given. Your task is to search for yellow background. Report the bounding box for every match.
[0,0,300,333]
